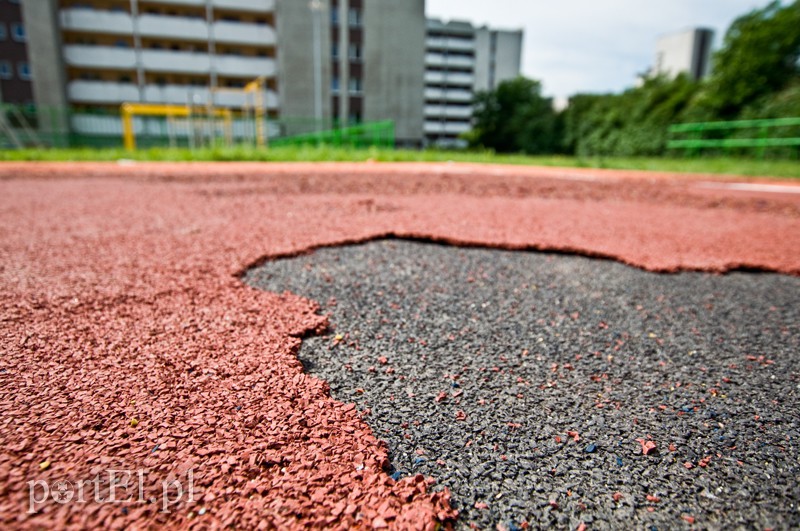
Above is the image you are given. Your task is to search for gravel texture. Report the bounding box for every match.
[245,238,800,530]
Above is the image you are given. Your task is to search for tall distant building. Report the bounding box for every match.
[424,18,522,147]
[653,28,714,81]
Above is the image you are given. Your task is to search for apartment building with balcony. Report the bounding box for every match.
[22,0,278,124]
[424,18,522,147]
[12,0,425,145]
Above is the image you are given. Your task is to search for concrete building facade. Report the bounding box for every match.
[22,0,280,112]
[0,0,34,104]
[653,28,714,81]
[5,1,519,146]
[424,18,522,147]
[473,26,523,93]
[10,0,427,144]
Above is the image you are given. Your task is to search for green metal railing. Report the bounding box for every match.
[667,117,800,158]
[271,120,395,149]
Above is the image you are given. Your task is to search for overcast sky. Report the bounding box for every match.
[427,0,778,103]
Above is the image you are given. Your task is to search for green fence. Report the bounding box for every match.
[667,117,800,158]
[0,104,395,150]
[271,121,395,149]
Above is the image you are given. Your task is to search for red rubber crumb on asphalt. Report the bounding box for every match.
[636,438,658,456]
[1,162,799,529]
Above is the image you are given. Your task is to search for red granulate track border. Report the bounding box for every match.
[0,162,798,530]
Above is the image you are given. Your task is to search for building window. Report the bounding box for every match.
[347,8,361,27]
[348,77,361,94]
[11,23,25,42]
[348,43,361,61]
[0,23,6,42]
[0,61,12,80]
[331,76,339,94]
[330,8,338,26]
[17,62,31,81]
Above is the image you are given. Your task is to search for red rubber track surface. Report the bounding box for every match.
[1,162,798,529]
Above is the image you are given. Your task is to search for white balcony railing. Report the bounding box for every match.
[67,80,140,104]
[71,114,281,139]
[141,49,212,73]
[63,44,275,79]
[144,84,278,108]
[60,8,133,34]
[424,121,471,134]
[61,6,276,42]
[424,105,473,119]
[212,88,278,108]
[425,53,474,69]
[138,14,209,41]
[213,0,275,11]
[63,45,137,69]
[424,88,473,102]
[426,37,475,53]
[141,0,275,11]
[214,55,276,77]
[425,71,474,86]
[67,79,279,109]
[129,16,278,46]
[213,21,276,45]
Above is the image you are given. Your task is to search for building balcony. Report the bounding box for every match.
[213,0,275,11]
[426,37,475,53]
[60,8,276,43]
[213,21,276,46]
[137,15,277,46]
[424,88,473,102]
[214,54,276,77]
[425,53,474,69]
[63,45,138,69]
[71,114,281,140]
[66,79,278,109]
[141,49,212,74]
[425,71,474,86]
[60,8,133,34]
[67,80,140,104]
[138,14,209,42]
[212,88,278,108]
[424,105,473,119]
[424,121,471,134]
[143,84,278,108]
[141,0,275,11]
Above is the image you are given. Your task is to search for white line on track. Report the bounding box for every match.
[697,182,800,194]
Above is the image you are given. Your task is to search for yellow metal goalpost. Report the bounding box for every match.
[120,77,268,150]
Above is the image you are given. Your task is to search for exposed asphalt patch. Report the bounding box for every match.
[243,239,800,530]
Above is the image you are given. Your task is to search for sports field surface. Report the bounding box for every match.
[1,162,798,529]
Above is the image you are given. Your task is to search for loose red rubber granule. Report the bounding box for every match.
[1,162,798,529]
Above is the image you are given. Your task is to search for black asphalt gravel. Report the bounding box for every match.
[243,239,800,530]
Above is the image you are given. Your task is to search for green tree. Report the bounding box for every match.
[561,74,698,157]
[692,0,800,118]
[470,77,559,154]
